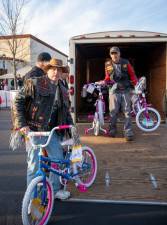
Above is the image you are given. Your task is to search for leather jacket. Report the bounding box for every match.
[14,76,73,131]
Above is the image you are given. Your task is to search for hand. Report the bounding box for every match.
[20,126,30,135]
[95,80,105,85]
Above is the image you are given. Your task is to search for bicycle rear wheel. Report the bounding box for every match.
[73,146,97,187]
[22,176,54,225]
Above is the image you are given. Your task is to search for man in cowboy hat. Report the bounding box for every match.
[14,58,73,200]
[104,46,138,141]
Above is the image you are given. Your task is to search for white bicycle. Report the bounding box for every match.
[83,83,107,136]
[131,77,161,132]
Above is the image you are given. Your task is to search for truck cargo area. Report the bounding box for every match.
[75,42,166,122]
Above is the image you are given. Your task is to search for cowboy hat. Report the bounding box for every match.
[44,58,66,72]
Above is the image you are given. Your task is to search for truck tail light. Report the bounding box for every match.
[69,75,74,84]
[69,87,74,95]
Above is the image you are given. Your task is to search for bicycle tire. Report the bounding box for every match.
[22,176,54,225]
[136,107,161,132]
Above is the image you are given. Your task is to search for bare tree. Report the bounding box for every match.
[0,0,29,89]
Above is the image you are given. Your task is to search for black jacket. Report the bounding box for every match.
[14,76,73,131]
[24,66,45,81]
[60,79,69,90]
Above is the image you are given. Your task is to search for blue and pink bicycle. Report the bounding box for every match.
[22,125,97,225]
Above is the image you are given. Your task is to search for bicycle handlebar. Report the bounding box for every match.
[27,125,73,148]
[86,80,114,88]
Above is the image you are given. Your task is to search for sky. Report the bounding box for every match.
[21,0,167,54]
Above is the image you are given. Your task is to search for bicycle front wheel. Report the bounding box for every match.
[136,107,161,132]
[22,176,54,225]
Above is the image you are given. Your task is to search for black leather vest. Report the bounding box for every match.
[106,58,131,90]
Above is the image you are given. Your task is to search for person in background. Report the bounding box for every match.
[60,65,70,90]
[104,46,138,141]
[17,75,23,90]
[3,79,9,91]
[10,79,14,90]
[0,80,4,90]
[24,52,51,81]
[60,65,72,138]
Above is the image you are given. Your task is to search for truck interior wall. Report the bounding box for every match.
[75,47,86,115]
[88,58,105,82]
[146,44,166,117]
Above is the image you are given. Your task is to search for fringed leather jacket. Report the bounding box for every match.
[14,76,73,131]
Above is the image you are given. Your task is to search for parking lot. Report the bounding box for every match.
[1,109,167,202]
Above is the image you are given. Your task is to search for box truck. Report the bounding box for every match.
[68,30,167,122]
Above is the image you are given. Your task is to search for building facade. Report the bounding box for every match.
[0,34,68,76]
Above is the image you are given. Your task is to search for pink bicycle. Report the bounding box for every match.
[83,83,108,136]
[131,77,161,132]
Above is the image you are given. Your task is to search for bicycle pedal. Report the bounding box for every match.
[76,184,87,192]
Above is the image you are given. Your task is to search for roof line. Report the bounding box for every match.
[71,30,167,39]
[0,34,68,57]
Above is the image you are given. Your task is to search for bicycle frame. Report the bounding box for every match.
[132,92,151,117]
[36,152,82,182]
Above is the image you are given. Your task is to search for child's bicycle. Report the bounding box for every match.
[131,76,161,132]
[83,83,108,136]
[22,125,97,225]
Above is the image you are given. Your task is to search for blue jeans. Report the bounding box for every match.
[26,133,63,193]
[109,90,133,136]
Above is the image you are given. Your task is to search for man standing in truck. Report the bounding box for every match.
[104,46,138,141]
